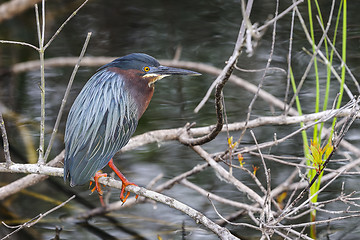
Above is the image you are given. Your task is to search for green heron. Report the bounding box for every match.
[64,53,200,204]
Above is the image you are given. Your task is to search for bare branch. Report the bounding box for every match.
[193,0,254,114]
[181,179,262,212]
[257,0,304,32]
[192,145,264,205]
[0,39,39,51]
[0,150,64,201]
[44,0,89,50]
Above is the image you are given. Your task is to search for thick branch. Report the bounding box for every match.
[0,159,239,239]
[120,108,360,154]
[0,150,64,200]
[104,179,239,240]
[192,145,264,205]
[0,163,63,176]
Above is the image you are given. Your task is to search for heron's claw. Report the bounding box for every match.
[119,181,138,203]
[90,171,108,206]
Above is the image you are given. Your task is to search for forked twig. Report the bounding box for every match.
[44,0,89,50]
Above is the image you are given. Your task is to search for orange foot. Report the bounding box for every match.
[108,158,139,203]
[90,171,107,206]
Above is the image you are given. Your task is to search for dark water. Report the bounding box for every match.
[0,0,360,239]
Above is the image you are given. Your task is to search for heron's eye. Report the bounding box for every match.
[143,66,150,72]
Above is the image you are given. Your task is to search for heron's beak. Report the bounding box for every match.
[151,65,201,76]
[143,65,201,85]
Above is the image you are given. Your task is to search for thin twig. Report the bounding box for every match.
[41,0,45,47]
[0,113,12,166]
[1,195,75,240]
[181,179,262,212]
[284,5,296,115]
[182,0,254,146]
[275,101,359,222]
[237,0,278,146]
[315,15,360,94]
[208,194,262,230]
[239,162,267,194]
[291,4,353,105]
[257,0,304,32]
[44,0,89,50]
[272,213,360,229]
[297,1,339,119]
[35,3,46,164]
[234,65,286,74]
[283,168,345,222]
[236,100,355,157]
[0,40,39,51]
[285,1,334,114]
[192,145,264,205]
[250,130,273,220]
[193,0,253,114]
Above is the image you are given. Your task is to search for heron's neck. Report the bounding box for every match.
[109,67,154,119]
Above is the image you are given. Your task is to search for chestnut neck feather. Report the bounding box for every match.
[109,67,154,119]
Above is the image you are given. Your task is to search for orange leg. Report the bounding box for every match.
[90,171,108,206]
[108,158,138,203]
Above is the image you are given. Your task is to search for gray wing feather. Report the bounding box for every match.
[64,70,138,186]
